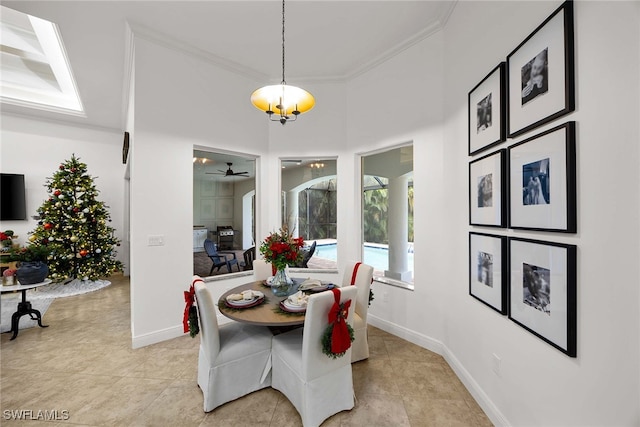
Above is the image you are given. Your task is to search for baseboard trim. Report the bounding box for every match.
[367,314,444,354]
[132,324,184,349]
[368,314,509,426]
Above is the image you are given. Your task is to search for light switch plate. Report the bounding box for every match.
[148,235,165,246]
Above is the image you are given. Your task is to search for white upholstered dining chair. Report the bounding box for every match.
[193,277,273,412]
[252,259,272,281]
[271,286,358,427]
[341,261,374,363]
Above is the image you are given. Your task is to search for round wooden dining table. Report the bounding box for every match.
[217,280,306,327]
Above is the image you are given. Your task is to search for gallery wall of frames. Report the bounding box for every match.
[467,0,577,357]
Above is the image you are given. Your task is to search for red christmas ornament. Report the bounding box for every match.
[79,249,89,257]
[59,165,64,170]
[73,207,80,212]
[43,223,52,230]
[54,190,62,196]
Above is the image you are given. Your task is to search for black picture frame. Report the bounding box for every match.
[508,237,577,357]
[469,62,506,156]
[469,232,507,314]
[507,0,575,138]
[469,149,507,228]
[508,121,576,232]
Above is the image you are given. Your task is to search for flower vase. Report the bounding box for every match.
[271,268,293,297]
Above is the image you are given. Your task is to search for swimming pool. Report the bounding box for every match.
[313,243,414,273]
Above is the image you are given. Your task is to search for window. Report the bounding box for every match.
[193,150,256,277]
[0,5,83,114]
[362,145,414,283]
[281,158,337,269]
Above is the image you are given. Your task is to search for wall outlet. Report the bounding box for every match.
[148,235,165,246]
[492,353,501,377]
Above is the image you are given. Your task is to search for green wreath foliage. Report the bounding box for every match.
[188,306,200,338]
[321,322,355,359]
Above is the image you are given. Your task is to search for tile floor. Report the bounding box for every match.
[1,274,492,426]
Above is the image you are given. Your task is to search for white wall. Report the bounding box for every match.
[442,2,638,425]
[347,29,447,346]
[0,115,126,266]
[343,1,640,426]
[128,34,269,347]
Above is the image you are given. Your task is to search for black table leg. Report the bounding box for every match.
[6,289,49,340]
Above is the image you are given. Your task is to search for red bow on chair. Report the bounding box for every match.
[350,261,373,286]
[183,278,203,335]
[328,288,352,354]
[349,262,362,286]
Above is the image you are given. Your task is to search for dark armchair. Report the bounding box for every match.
[294,241,316,268]
[204,239,239,274]
[242,247,256,271]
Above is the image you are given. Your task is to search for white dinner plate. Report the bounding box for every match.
[226,291,264,306]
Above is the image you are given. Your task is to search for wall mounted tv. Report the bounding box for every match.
[1,173,27,221]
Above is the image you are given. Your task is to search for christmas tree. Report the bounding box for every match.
[29,154,123,282]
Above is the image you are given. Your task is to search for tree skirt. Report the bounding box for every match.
[1,279,110,333]
[23,278,111,300]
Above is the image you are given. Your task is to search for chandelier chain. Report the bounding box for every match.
[281,0,286,85]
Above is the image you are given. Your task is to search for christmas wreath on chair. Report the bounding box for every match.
[183,278,201,338]
[321,288,355,359]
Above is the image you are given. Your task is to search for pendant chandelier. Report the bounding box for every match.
[251,0,315,125]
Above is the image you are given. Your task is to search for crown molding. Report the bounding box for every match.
[125,1,457,86]
[297,1,457,83]
[120,22,136,131]
[1,108,122,135]
[127,21,269,82]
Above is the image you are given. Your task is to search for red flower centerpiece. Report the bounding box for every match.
[1,230,14,252]
[259,226,304,296]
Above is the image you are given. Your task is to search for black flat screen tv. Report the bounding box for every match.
[1,173,27,220]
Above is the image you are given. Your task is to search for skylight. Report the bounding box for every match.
[0,6,84,115]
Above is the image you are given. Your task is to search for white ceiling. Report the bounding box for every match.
[1,1,455,131]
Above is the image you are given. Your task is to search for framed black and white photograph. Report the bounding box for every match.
[469,149,506,227]
[508,237,576,357]
[469,232,507,314]
[469,62,506,155]
[507,0,574,138]
[508,121,576,232]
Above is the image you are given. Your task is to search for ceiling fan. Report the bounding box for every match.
[207,162,249,177]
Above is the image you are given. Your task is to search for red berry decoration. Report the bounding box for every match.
[43,223,52,230]
[79,249,89,257]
